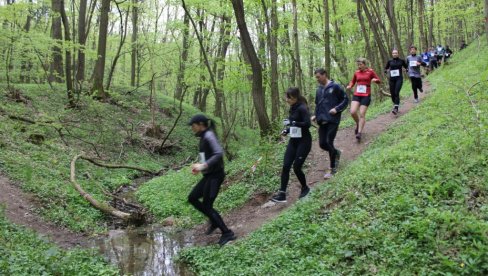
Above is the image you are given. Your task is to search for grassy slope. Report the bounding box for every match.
[179,41,488,274]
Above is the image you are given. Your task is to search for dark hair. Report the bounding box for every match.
[314,68,328,77]
[410,45,417,50]
[286,87,308,105]
[188,114,217,132]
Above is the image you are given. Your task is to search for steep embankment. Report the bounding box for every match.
[180,40,488,275]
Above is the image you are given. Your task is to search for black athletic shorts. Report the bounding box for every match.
[352,95,371,106]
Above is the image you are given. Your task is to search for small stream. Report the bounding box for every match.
[91,225,195,275]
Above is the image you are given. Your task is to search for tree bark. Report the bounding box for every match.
[49,0,64,83]
[360,0,389,65]
[485,0,488,45]
[130,0,138,87]
[91,0,110,100]
[174,13,190,100]
[231,0,271,135]
[214,15,232,119]
[323,0,331,74]
[106,2,129,91]
[386,0,404,56]
[76,0,87,84]
[59,0,74,107]
[428,0,434,48]
[282,4,296,87]
[418,0,428,51]
[291,0,303,92]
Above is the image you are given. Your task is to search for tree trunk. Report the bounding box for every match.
[231,0,271,135]
[360,0,389,65]
[418,0,428,51]
[428,0,434,48]
[485,0,488,45]
[214,15,231,119]
[331,0,349,82]
[386,0,404,56]
[323,0,331,74]
[59,0,74,107]
[20,0,34,83]
[106,2,129,91]
[175,13,190,100]
[291,0,303,92]
[49,0,64,83]
[282,4,296,87]
[130,0,138,87]
[76,0,87,84]
[269,0,279,121]
[91,0,110,100]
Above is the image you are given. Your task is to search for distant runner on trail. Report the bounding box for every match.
[187,114,235,246]
[385,49,408,115]
[312,68,349,179]
[428,46,438,70]
[406,46,426,103]
[347,58,381,142]
[271,88,312,202]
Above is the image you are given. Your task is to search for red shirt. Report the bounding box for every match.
[348,69,381,97]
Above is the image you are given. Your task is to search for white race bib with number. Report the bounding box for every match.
[409,60,418,67]
[356,85,367,94]
[199,152,206,163]
[390,69,400,77]
[289,127,302,138]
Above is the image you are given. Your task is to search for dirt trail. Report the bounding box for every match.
[0,82,430,249]
[192,82,431,245]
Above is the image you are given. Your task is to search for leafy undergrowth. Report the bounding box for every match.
[0,209,118,275]
[0,85,201,232]
[179,40,488,274]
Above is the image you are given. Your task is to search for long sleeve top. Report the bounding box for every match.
[198,129,224,175]
[348,69,381,97]
[384,58,408,79]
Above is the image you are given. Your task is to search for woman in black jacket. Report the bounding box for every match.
[188,114,235,246]
[384,49,408,115]
[271,87,312,203]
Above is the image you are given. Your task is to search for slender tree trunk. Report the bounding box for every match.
[60,0,74,107]
[323,0,331,74]
[214,15,231,118]
[49,0,64,83]
[130,0,138,87]
[91,0,110,100]
[386,0,404,57]
[331,0,349,82]
[291,0,303,92]
[428,0,434,48]
[360,0,389,65]
[106,2,129,91]
[231,0,271,135]
[418,0,428,51]
[175,13,190,100]
[485,0,488,45]
[76,0,87,84]
[20,0,33,83]
[283,4,295,87]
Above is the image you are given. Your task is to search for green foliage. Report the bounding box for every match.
[178,38,488,275]
[0,209,118,275]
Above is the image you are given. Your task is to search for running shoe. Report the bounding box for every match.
[270,191,287,203]
[391,107,398,115]
[218,231,236,246]
[414,98,419,103]
[323,168,337,179]
[356,132,362,142]
[299,186,310,199]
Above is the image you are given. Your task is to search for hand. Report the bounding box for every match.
[346,85,352,90]
[329,108,337,115]
[416,61,421,66]
[311,115,316,122]
[191,163,207,174]
[280,130,288,136]
[372,78,379,83]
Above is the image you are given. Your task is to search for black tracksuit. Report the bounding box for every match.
[384,58,408,106]
[280,102,312,192]
[314,81,349,169]
[188,129,230,233]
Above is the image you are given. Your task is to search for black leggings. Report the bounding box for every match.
[280,135,312,192]
[410,77,422,99]
[318,123,340,169]
[188,171,230,233]
[389,77,403,106]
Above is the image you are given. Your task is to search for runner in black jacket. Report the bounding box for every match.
[384,49,408,115]
[188,114,235,246]
[312,68,349,179]
[271,87,312,203]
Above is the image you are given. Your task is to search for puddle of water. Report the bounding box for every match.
[92,225,195,276]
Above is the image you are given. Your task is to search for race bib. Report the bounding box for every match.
[199,152,206,163]
[289,127,302,138]
[356,85,367,94]
[409,60,418,67]
[390,69,400,77]
[430,53,435,57]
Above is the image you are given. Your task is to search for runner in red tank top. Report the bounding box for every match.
[346,58,381,142]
